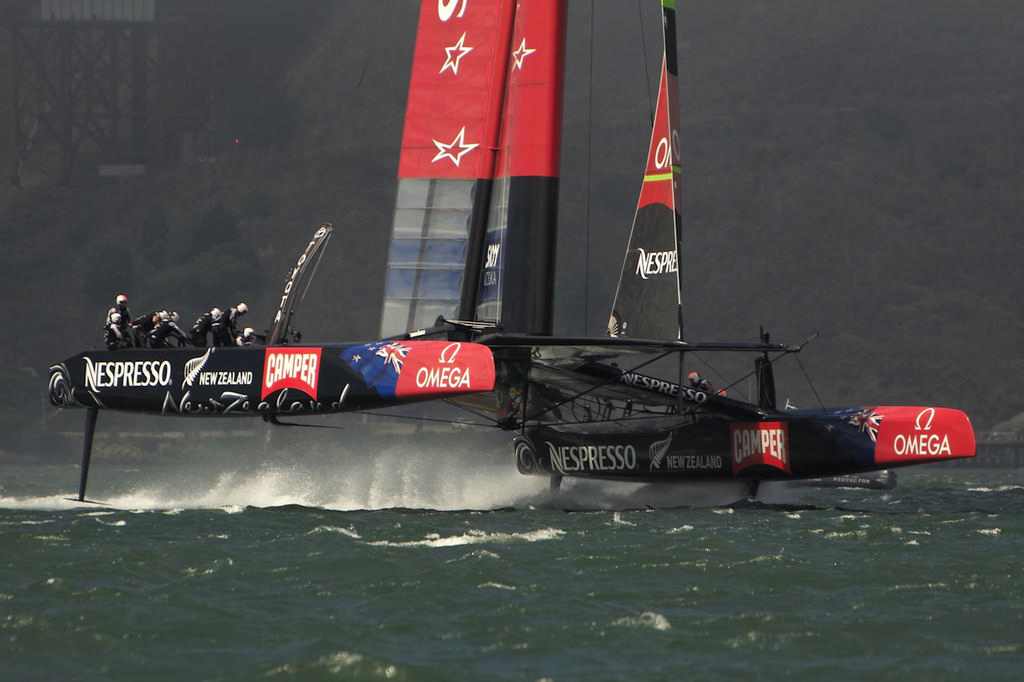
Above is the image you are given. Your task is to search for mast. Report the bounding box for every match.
[606,0,684,341]
[474,0,568,336]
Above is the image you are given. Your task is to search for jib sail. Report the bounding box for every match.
[606,0,684,341]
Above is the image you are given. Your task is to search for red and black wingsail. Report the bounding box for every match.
[607,0,684,341]
[474,0,567,335]
[382,0,567,338]
[381,0,517,336]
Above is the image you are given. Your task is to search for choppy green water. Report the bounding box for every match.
[2,463,1022,681]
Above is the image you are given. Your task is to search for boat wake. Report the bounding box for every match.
[4,445,793,512]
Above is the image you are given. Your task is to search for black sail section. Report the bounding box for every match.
[607,203,680,340]
[477,175,559,334]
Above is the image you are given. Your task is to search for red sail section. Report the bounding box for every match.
[475,0,567,332]
[493,0,566,179]
[637,59,682,211]
[397,1,515,180]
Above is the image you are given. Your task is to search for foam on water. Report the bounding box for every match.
[369,527,565,548]
[4,443,760,512]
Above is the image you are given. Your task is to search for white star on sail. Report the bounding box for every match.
[431,126,479,166]
[440,32,473,75]
[512,37,536,70]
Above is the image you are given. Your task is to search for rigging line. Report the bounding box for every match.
[794,354,828,413]
[637,0,654,123]
[355,1,391,90]
[523,350,676,423]
[584,2,594,335]
[442,398,504,426]
[708,351,793,397]
[687,351,735,397]
[537,411,689,429]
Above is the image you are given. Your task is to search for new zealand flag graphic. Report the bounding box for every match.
[340,341,410,398]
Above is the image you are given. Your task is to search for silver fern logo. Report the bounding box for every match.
[649,433,673,470]
[183,348,213,389]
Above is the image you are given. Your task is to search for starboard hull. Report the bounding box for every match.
[515,406,976,483]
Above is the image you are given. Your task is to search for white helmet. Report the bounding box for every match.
[237,303,248,315]
[158,310,170,322]
[211,307,223,321]
[116,294,128,306]
[170,311,180,323]
[242,327,254,338]
[110,312,121,324]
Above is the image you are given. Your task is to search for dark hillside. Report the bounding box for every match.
[2,0,1022,456]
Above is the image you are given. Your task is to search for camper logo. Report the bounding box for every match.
[437,0,467,22]
[440,32,473,75]
[262,348,321,400]
[731,422,790,474]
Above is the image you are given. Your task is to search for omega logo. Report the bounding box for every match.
[438,0,468,21]
[893,408,950,457]
[915,407,936,431]
[439,342,461,364]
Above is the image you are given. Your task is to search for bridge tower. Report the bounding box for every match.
[2,0,185,185]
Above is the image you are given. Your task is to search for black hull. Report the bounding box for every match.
[49,341,496,418]
[515,409,971,484]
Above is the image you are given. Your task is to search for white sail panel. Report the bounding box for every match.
[382,177,476,335]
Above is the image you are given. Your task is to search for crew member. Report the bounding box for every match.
[104,312,128,350]
[688,371,725,396]
[688,371,713,393]
[209,307,230,347]
[106,294,132,346]
[149,311,189,348]
[131,311,160,348]
[235,327,256,346]
[189,307,221,347]
[214,302,248,346]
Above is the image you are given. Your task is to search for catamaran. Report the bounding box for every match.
[48,0,975,502]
